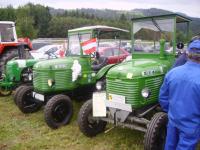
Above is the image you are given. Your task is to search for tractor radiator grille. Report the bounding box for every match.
[144,76,163,102]
[33,70,72,92]
[106,79,140,108]
[106,76,163,109]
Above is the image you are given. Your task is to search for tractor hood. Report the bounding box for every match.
[33,58,74,70]
[33,57,91,71]
[7,59,38,68]
[106,59,171,80]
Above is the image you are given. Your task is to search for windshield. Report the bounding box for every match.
[36,45,61,53]
[68,33,91,56]
[133,18,175,53]
[0,24,15,42]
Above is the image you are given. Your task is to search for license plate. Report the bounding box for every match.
[105,100,132,112]
[32,92,44,101]
[106,93,132,112]
[108,93,125,104]
[92,92,106,117]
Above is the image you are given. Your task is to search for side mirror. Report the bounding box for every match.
[177,42,184,49]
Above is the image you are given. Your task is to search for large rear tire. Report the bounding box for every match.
[78,99,107,137]
[44,95,73,129]
[0,49,19,74]
[144,112,168,150]
[16,85,42,113]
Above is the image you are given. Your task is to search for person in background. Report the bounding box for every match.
[172,51,187,68]
[172,36,200,68]
[159,39,200,150]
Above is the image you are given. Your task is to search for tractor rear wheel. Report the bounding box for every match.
[78,99,107,137]
[144,112,168,150]
[44,95,73,129]
[0,49,19,74]
[16,85,42,113]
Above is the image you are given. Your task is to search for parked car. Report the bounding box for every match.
[98,46,130,64]
[30,44,65,59]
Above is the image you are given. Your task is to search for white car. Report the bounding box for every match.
[30,45,65,59]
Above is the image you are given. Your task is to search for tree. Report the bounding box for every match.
[119,13,127,21]
[16,7,37,39]
[26,3,51,37]
[0,6,16,21]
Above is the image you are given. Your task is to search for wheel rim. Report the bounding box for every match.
[52,101,69,123]
[0,87,12,96]
[87,111,100,129]
[22,90,38,109]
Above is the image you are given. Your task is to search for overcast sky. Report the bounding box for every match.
[0,0,199,18]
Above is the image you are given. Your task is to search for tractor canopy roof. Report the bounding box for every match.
[130,13,191,57]
[131,13,191,23]
[68,25,129,34]
[0,21,15,25]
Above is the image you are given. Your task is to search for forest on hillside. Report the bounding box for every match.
[0,3,131,39]
[0,3,199,40]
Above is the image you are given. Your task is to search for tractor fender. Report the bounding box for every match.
[96,64,116,80]
[18,37,33,50]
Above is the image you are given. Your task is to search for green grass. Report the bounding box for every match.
[0,96,144,150]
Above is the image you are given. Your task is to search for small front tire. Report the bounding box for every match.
[16,85,42,113]
[44,94,73,129]
[78,99,107,137]
[13,85,26,105]
[144,112,168,150]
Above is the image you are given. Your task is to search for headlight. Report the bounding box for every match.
[48,79,55,87]
[141,88,151,98]
[96,81,105,91]
[28,74,32,81]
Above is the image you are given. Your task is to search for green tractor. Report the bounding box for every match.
[0,47,62,97]
[0,59,38,96]
[15,25,129,129]
[77,14,191,150]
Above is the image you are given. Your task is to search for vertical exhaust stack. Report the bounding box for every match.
[160,39,165,59]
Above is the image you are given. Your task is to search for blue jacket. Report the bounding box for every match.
[159,60,200,136]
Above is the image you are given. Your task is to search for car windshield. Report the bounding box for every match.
[68,33,91,56]
[0,23,15,42]
[133,18,175,53]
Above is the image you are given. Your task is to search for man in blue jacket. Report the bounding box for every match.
[159,39,200,150]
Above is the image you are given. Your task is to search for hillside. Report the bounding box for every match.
[49,7,200,36]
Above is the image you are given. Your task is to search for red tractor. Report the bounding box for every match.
[0,21,32,76]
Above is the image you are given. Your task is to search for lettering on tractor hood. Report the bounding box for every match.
[33,58,73,70]
[107,59,168,79]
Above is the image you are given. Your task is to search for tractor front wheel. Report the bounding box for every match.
[16,85,42,113]
[78,99,107,137]
[13,85,26,105]
[44,95,73,129]
[144,112,168,150]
